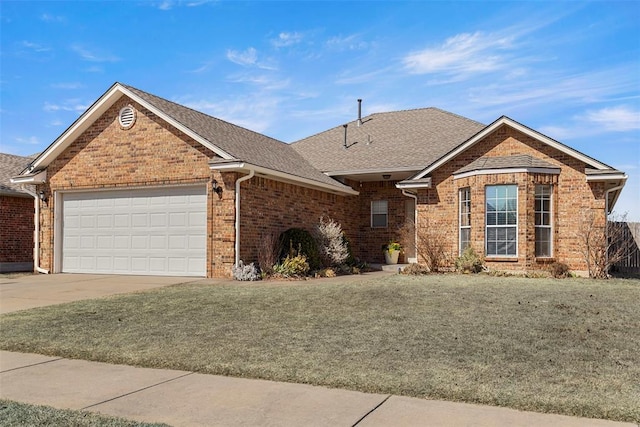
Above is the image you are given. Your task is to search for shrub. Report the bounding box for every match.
[549,261,570,279]
[313,217,349,267]
[278,228,321,270]
[401,263,430,275]
[257,231,280,275]
[232,260,261,281]
[455,247,483,273]
[273,253,310,277]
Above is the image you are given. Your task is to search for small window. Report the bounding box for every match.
[371,200,388,228]
[486,185,518,256]
[459,187,471,254]
[535,184,552,257]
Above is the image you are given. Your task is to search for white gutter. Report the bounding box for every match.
[20,187,50,274]
[235,169,255,266]
[401,190,418,264]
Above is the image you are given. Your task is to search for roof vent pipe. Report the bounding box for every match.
[343,124,348,149]
[357,99,362,126]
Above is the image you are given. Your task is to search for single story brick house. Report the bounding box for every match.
[12,83,626,277]
[1,153,36,272]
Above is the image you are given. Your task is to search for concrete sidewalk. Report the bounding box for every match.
[1,351,635,427]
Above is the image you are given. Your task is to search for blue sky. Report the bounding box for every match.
[1,1,639,219]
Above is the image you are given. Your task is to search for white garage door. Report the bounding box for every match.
[62,186,207,276]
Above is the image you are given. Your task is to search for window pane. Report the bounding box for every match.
[487,212,496,225]
[507,212,517,225]
[506,242,517,255]
[372,214,387,227]
[486,186,496,199]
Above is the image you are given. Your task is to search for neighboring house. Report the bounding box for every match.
[12,83,627,277]
[1,153,35,272]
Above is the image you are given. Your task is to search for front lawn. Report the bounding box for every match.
[0,400,169,427]
[1,274,638,422]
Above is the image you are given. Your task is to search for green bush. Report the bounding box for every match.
[455,246,483,273]
[278,228,321,270]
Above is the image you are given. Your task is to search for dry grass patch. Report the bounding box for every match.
[1,274,638,422]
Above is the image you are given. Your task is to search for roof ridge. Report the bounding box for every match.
[291,106,485,145]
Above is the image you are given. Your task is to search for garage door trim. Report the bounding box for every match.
[53,183,208,276]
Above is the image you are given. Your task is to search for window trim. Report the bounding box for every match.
[371,200,388,228]
[485,184,518,258]
[459,187,471,254]
[535,184,553,258]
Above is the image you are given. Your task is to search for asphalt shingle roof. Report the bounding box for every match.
[291,108,486,173]
[0,153,35,196]
[122,84,352,192]
[454,155,560,175]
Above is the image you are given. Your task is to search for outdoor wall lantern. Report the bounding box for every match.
[38,190,48,203]
[212,179,223,199]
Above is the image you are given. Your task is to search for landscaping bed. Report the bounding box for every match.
[1,274,638,422]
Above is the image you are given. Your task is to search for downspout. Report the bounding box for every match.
[401,189,418,263]
[235,169,255,267]
[21,187,50,274]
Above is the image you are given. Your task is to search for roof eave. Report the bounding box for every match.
[209,161,359,196]
[10,170,47,184]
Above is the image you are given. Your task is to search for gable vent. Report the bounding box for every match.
[118,105,136,129]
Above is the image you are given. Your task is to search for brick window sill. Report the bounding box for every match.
[484,257,519,262]
[535,257,556,263]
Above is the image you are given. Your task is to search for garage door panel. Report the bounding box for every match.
[62,186,206,276]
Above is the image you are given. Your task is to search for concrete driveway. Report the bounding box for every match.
[0,273,210,314]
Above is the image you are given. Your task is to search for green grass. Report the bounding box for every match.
[0,399,169,427]
[1,274,639,422]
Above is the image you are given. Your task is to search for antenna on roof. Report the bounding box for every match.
[357,99,362,127]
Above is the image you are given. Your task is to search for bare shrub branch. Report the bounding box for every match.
[257,231,281,275]
[415,218,454,272]
[575,210,630,278]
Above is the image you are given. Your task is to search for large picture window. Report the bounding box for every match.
[459,187,471,253]
[535,185,552,257]
[371,200,388,228]
[486,185,518,256]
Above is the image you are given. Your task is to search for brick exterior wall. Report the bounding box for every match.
[413,124,605,275]
[238,176,358,265]
[0,195,34,270]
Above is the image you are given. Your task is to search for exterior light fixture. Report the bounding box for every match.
[38,190,48,203]
[382,174,391,180]
[212,179,223,198]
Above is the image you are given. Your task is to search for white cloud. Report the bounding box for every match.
[51,82,84,90]
[272,32,304,48]
[583,106,640,132]
[403,31,515,77]
[44,99,88,113]
[226,47,258,66]
[15,136,40,145]
[19,41,51,53]
[71,44,120,62]
[326,34,369,51]
[226,47,277,70]
[40,13,66,23]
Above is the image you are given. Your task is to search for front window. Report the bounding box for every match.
[535,185,552,257]
[459,187,471,253]
[486,185,518,256]
[371,200,388,228]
